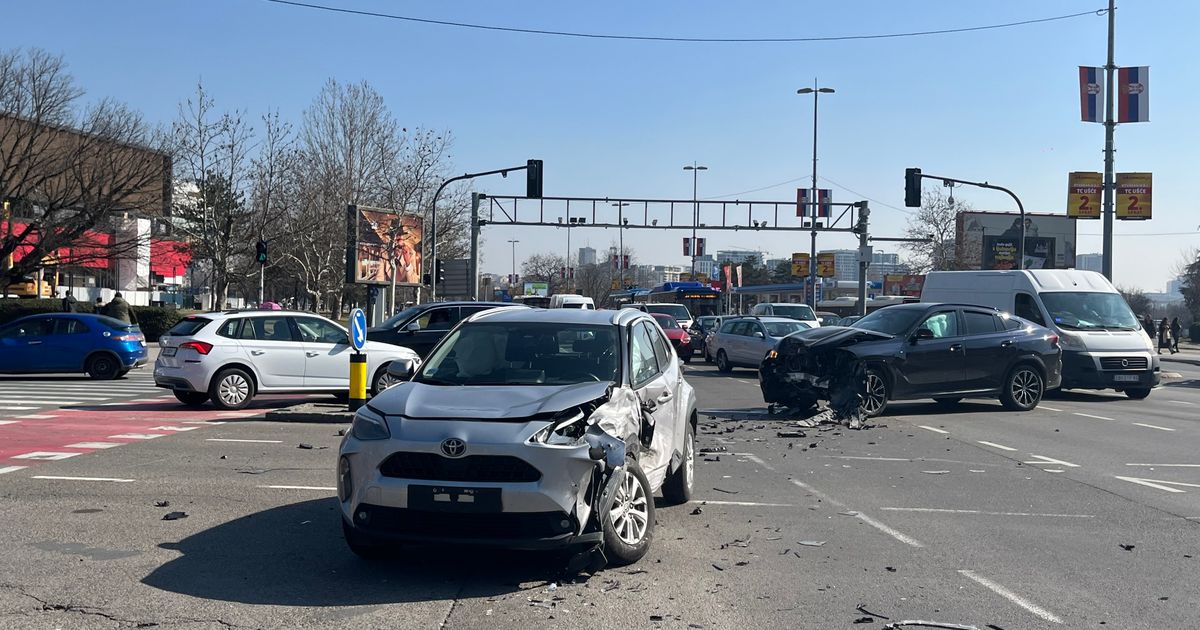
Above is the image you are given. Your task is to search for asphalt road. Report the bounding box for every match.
[1,355,1199,629]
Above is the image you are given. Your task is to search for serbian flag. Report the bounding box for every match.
[1078,66,1104,123]
[816,189,832,218]
[1117,66,1149,123]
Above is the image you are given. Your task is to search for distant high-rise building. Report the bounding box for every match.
[1167,276,1185,296]
[578,246,597,266]
[651,265,685,286]
[715,249,767,266]
[1076,253,1103,273]
[694,254,716,280]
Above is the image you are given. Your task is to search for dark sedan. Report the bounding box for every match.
[366,301,524,358]
[760,303,1062,417]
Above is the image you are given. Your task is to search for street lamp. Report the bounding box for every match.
[612,202,631,290]
[683,163,708,280]
[507,239,519,291]
[797,82,835,307]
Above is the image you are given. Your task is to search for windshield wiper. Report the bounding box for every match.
[414,377,461,386]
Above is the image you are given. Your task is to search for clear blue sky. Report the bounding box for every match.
[8,1,1198,291]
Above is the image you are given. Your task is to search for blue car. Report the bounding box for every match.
[0,313,148,379]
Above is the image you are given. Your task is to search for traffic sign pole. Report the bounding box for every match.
[349,308,368,411]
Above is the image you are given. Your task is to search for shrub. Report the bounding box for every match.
[0,298,184,341]
[0,298,66,325]
[130,306,184,342]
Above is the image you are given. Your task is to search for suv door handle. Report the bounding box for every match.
[250,350,265,356]
[949,344,964,352]
[1000,340,1015,348]
[305,351,320,357]
[656,391,673,403]
[27,340,43,345]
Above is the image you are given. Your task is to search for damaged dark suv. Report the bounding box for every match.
[760,303,1062,417]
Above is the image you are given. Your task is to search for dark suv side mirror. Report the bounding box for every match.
[404,321,420,333]
[911,328,935,343]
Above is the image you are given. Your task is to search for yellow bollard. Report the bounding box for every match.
[349,352,368,411]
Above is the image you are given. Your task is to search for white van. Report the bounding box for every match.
[549,294,595,310]
[921,269,1159,398]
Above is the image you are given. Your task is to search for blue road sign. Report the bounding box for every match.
[350,308,367,352]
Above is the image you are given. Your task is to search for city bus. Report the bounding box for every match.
[644,282,722,318]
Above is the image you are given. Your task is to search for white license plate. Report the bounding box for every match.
[1114,374,1139,382]
[162,347,177,357]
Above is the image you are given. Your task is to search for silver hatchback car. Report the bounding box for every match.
[338,308,697,566]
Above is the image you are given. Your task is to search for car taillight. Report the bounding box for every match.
[113,334,143,342]
[179,340,213,355]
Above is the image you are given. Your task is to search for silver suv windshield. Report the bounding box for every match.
[1040,292,1140,331]
[415,322,619,386]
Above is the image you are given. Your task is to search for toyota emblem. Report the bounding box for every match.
[1120,358,1129,368]
[440,438,466,458]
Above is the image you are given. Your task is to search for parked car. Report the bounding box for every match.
[759,302,1063,417]
[707,316,813,373]
[549,294,596,309]
[921,269,1158,398]
[644,303,694,330]
[816,311,842,327]
[367,301,524,358]
[650,313,693,362]
[154,311,420,409]
[0,313,147,379]
[750,302,820,327]
[691,315,724,360]
[338,307,697,565]
[838,315,863,327]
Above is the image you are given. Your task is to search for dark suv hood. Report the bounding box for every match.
[371,380,614,419]
[777,326,893,353]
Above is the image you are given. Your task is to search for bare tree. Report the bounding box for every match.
[521,252,568,296]
[901,189,972,274]
[0,48,169,291]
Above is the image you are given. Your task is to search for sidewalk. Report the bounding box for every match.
[1160,340,1200,367]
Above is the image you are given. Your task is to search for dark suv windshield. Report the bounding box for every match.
[1040,292,1140,330]
[379,306,423,329]
[416,322,618,386]
[851,308,924,336]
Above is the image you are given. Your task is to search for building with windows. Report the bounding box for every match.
[650,265,685,286]
[694,254,716,279]
[715,249,768,266]
[578,246,597,266]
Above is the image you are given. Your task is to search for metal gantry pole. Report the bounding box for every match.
[469,193,480,300]
[1101,0,1117,280]
[508,239,519,290]
[799,81,833,307]
[856,202,870,316]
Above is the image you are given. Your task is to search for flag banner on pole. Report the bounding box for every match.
[735,265,743,288]
[795,188,808,217]
[683,238,691,256]
[695,237,705,256]
[723,264,732,289]
[1078,66,1104,123]
[1117,66,1149,123]
[817,189,832,218]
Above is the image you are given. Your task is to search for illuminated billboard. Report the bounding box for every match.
[345,205,424,286]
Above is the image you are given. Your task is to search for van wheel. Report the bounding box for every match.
[602,457,654,566]
[1001,364,1044,411]
[1124,387,1152,400]
[210,368,255,410]
[716,350,732,373]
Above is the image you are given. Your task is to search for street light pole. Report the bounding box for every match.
[612,202,630,290]
[507,239,519,292]
[683,163,708,279]
[798,82,834,308]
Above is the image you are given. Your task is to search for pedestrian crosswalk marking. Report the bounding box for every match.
[12,451,82,461]
[64,442,123,449]
[108,433,164,440]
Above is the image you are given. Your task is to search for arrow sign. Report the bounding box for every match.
[350,308,367,352]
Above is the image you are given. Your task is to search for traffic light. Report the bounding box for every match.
[904,168,922,207]
[435,258,446,284]
[423,273,432,286]
[526,159,543,199]
[255,240,268,265]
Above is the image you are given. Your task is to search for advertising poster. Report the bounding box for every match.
[956,211,1076,270]
[1067,172,1102,219]
[348,206,423,286]
[816,252,836,278]
[523,282,549,297]
[884,274,925,297]
[1115,172,1152,220]
[790,252,809,277]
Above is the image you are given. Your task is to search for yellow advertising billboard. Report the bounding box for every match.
[817,252,836,278]
[1067,172,1102,219]
[790,252,809,277]
[1116,172,1152,220]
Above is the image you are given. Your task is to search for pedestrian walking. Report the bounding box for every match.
[1170,317,1182,354]
[60,288,77,313]
[104,291,135,324]
[1157,318,1171,355]
[1142,314,1155,336]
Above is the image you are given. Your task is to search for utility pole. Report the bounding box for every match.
[1101,0,1117,280]
[684,163,707,279]
[798,81,834,308]
[469,193,480,300]
[507,239,519,292]
[856,202,870,316]
[613,202,631,290]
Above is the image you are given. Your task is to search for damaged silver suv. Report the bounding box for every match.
[338,307,697,566]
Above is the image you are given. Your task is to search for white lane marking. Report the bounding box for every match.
[1037,405,1064,412]
[1074,412,1114,421]
[206,438,284,444]
[1132,422,1175,432]
[148,426,199,432]
[1168,400,1194,405]
[11,451,81,461]
[0,420,20,425]
[744,453,924,548]
[696,500,794,507]
[977,440,1017,452]
[0,466,28,475]
[216,411,261,418]
[14,414,58,419]
[825,456,911,462]
[31,475,135,483]
[182,420,226,425]
[1025,455,1080,468]
[1126,463,1200,468]
[0,406,36,411]
[881,507,1094,518]
[0,394,113,400]
[131,398,168,403]
[958,570,1063,624]
[259,485,336,491]
[1114,476,1200,493]
[919,425,949,434]
[64,442,123,449]
[108,433,164,440]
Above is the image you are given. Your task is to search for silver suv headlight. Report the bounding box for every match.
[351,405,390,441]
[531,408,590,446]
